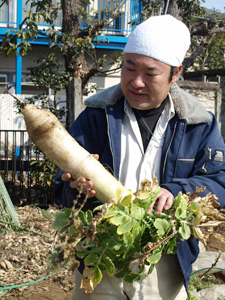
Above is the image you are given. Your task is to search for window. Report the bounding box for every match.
[0,74,8,93]
[0,0,17,28]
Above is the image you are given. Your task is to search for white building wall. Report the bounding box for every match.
[0,45,122,94]
[0,94,66,148]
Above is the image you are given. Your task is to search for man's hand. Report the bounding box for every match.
[61,154,99,198]
[146,187,174,215]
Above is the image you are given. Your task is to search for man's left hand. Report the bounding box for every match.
[146,188,174,215]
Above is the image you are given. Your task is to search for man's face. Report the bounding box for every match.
[121,53,180,110]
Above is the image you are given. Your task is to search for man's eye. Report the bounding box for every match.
[126,66,134,71]
[147,74,155,77]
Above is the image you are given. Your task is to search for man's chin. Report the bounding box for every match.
[130,103,152,110]
[126,96,145,105]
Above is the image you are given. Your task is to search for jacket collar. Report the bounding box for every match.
[84,82,212,125]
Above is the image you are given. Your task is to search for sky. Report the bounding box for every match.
[201,0,225,12]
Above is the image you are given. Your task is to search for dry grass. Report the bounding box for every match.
[0,205,74,299]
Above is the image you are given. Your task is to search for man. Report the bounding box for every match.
[54,15,225,299]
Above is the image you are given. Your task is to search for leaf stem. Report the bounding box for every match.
[98,244,108,264]
[181,220,223,227]
[152,210,172,218]
[79,243,96,250]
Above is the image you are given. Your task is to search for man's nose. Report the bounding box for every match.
[131,73,145,88]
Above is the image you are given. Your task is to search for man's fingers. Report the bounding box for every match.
[88,189,96,198]
[92,154,99,160]
[61,173,71,181]
[69,177,91,190]
[69,177,83,189]
[164,196,174,210]
[61,153,99,198]
[154,194,168,215]
[146,202,155,214]
[147,188,174,215]
[69,177,96,198]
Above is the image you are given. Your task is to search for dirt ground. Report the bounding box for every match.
[1,205,225,300]
[3,280,73,300]
[0,206,74,300]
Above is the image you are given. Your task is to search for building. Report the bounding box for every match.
[0,0,142,96]
[0,0,143,205]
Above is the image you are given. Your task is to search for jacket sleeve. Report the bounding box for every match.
[53,107,108,210]
[162,113,225,209]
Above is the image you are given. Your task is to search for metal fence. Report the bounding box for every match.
[0,129,55,207]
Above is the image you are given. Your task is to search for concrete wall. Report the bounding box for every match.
[183,71,225,141]
[177,80,223,138]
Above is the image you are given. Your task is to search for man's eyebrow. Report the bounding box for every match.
[125,59,158,72]
[147,67,158,72]
[125,59,135,66]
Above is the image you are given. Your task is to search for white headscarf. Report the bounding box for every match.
[124,15,191,67]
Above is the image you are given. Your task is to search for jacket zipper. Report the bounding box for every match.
[201,147,212,174]
[105,108,116,175]
[161,121,177,183]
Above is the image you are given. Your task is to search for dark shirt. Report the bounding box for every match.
[133,97,168,152]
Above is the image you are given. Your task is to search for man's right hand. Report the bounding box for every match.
[61,154,99,199]
[61,173,97,198]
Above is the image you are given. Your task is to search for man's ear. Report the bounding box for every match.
[171,65,182,83]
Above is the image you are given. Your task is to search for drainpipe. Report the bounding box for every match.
[164,0,170,14]
[16,0,23,95]
[159,0,164,15]
[159,0,170,15]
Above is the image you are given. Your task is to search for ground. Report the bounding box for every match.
[0,206,74,300]
[1,205,225,300]
[3,280,72,300]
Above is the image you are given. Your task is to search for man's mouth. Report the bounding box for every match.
[130,90,146,96]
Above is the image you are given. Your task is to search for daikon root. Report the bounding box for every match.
[6,89,132,204]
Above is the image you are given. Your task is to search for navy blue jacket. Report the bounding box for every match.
[54,83,225,293]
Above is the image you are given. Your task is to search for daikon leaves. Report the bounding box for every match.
[117,219,134,234]
[105,202,145,235]
[154,219,170,236]
[103,256,115,276]
[52,208,71,229]
[147,250,162,264]
[179,223,191,240]
[50,182,225,294]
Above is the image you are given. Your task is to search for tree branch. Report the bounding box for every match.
[82,68,99,89]
[183,31,220,72]
[209,27,225,34]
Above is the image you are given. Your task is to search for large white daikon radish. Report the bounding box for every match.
[6,90,132,204]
